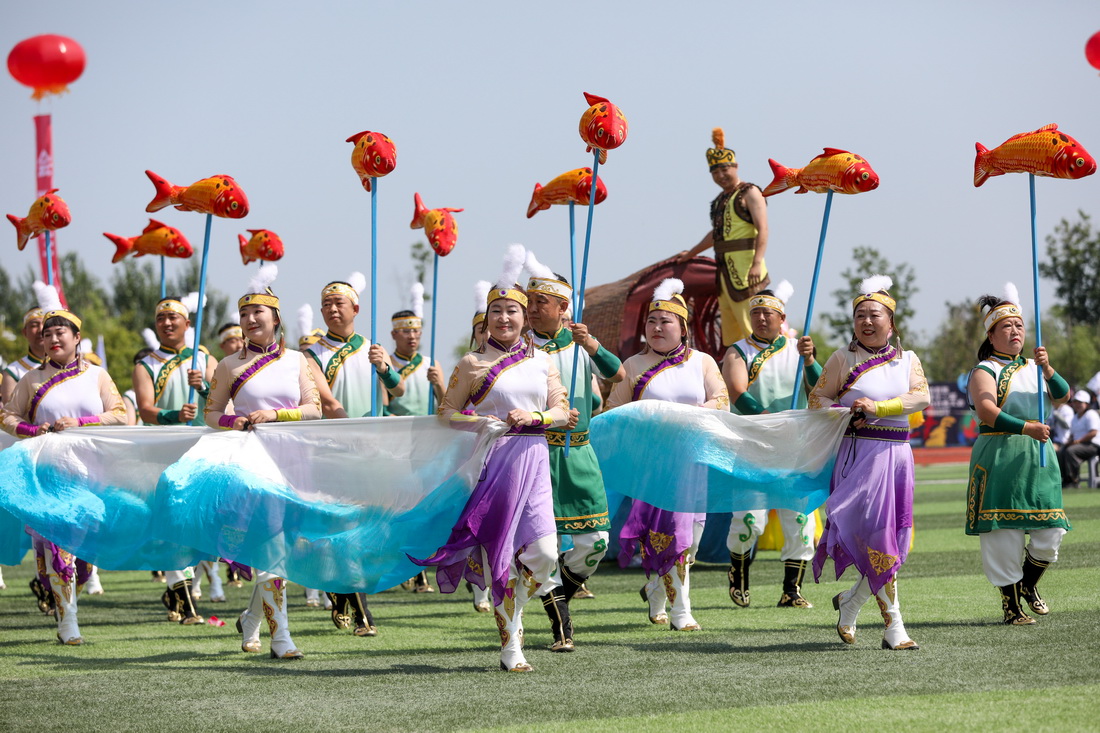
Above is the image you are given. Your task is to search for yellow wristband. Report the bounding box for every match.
[874,398,905,417]
[275,408,302,422]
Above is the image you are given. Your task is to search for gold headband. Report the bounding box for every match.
[392,316,423,330]
[218,325,243,343]
[43,309,82,330]
[526,277,572,301]
[852,292,896,312]
[156,299,189,318]
[321,282,359,306]
[748,294,785,314]
[23,307,43,326]
[487,287,529,308]
[649,296,688,320]
[985,303,1023,332]
[238,292,280,310]
[472,311,486,327]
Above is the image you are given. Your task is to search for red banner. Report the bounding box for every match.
[34,113,65,305]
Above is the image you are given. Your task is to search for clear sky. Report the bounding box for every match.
[3,1,1098,372]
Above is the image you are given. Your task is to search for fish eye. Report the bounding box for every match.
[374,154,381,164]
[52,213,59,221]
[1077,158,1085,167]
[597,129,605,138]
[861,172,869,180]
[231,202,239,210]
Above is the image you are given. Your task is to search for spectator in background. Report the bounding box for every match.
[1049,400,1074,453]
[1060,390,1100,488]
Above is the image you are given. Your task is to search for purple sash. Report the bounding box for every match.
[230,344,283,400]
[467,337,532,407]
[28,359,81,424]
[837,344,897,399]
[631,344,690,401]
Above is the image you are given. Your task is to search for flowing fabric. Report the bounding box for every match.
[0,432,32,564]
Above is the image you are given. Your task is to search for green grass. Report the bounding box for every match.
[1,465,1097,732]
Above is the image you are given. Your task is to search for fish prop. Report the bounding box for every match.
[973,124,1095,187]
[346,130,397,192]
[104,219,193,263]
[579,92,628,164]
[144,171,249,218]
[526,168,607,218]
[7,189,71,251]
[410,192,463,257]
[238,229,285,265]
[762,149,879,197]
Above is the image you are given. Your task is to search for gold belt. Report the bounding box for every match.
[546,430,589,447]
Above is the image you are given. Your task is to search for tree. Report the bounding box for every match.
[1039,210,1100,326]
[921,299,984,382]
[824,246,918,344]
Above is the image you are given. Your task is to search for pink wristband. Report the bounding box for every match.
[77,416,99,427]
[218,415,237,429]
[16,422,38,438]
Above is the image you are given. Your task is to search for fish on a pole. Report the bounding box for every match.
[238,229,285,265]
[7,189,71,252]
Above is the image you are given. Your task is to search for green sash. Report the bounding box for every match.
[745,335,786,387]
[324,334,365,386]
[398,352,423,380]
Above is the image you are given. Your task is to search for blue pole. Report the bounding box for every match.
[370,178,379,417]
[569,201,577,294]
[1030,174,1046,468]
[428,252,439,415]
[790,190,834,410]
[565,153,601,455]
[45,230,53,287]
[186,213,213,425]
[160,256,166,300]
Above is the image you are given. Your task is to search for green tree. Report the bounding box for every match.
[824,246,918,344]
[920,299,984,382]
[1038,210,1100,326]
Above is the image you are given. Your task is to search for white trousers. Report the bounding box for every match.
[980,528,1066,586]
[561,530,610,578]
[727,509,816,561]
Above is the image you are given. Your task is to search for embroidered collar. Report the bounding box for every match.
[47,357,80,370]
[652,343,687,359]
[856,342,892,355]
[748,333,782,349]
[325,329,355,344]
[159,342,184,355]
[991,350,1023,363]
[247,341,281,355]
[394,350,418,362]
[26,350,45,365]
[487,336,523,354]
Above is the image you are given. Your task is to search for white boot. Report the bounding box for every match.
[876,579,919,650]
[304,587,321,607]
[472,583,492,613]
[664,554,700,631]
[832,576,872,644]
[641,574,668,624]
[83,565,104,595]
[237,584,263,653]
[46,546,83,645]
[260,575,303,659]
[495,576,534,672]
[199,560,225,602]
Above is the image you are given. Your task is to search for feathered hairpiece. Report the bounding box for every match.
[142,328,159,350]
[524,250,572,301]
[410,282,425,319]
[650,278,688,319]
[487,244,529,307]
[712,127,725,149]
[297,304,313,340]
[33,281,63,313]
[472,280,491,325]
[1002,282,1020,307]
[239,265,280,310]
[853,274,896,312]
[179,291,205,315]
[774,279,794,305]
[524,250,555,281]
[748,279,793,314]
[652,278,684,304]
[983,282,1024,331]
[348,272,367,296]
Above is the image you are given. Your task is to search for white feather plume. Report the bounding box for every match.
[297,304,313,340]
[473,280,492,312]
[246,264,279,296]
[652,278,684,303]
[79,338,92,354]
[524,250,556,281]
[347,271,367,295]
[858,274,892,295]
[410,282,425,318]
[1002,282,1020,306]
[493,244,527,290]
[773,279,794,305]
[33,281,62,313]
[142,328,158,350]
[179,291,206,315]
[184,327,195,346]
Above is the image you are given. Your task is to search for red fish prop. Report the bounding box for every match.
[526,168,607,218]
[410,193,462,257]
[7,189,71,251]
[144,170,249,218]
[763,149,879,197]
[973,124,1096,187]
[104,219,193,263]
[579,92,628,165]
[346,131,397,192]
[238,229,285,265]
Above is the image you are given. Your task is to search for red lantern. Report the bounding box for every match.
[1087,31,1100,72]
[7,35,86,100]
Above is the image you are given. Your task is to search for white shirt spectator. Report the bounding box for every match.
[1049,402,1074,445]
[1069,408,1100,447]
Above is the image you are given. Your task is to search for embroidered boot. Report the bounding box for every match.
[876,580,919,650]
[665,554,700,631]
[777,560,813,608]
[496,578,534,672]
[999,581,1037,626]
[640,575,668,625]
[83,564,104,595]
[46,546,83,645]
[728,550,752,607]
[832,576,871,644]
[1019,552,1050,615]
[542,589,574,652]
[237,586,263,653]
[471,582,492,613]
[261,577,303,659]
[175,577,205,625]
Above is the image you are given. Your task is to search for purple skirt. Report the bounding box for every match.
[410,435,555,603]
[618,501,704,578]
[812,436,914,594]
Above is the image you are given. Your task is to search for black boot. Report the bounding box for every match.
[413,570,434,593]
[350,592,377,637]
[171,578,205,625]
[327,592,352,629]
[1020,552,1050,615]
[777,560,813,608]
[998,582,1036,625]
[30,577,53,615]
[161,586,181,622]
[728,551,753,607]
[542,589,574,652]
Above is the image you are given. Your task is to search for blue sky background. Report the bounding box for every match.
[3,1,1098,370]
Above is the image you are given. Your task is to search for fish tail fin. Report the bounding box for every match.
[362,177,373,193]
[762,159,793,197]
[974,142,991,187]
[598,148,608,165]
[103,232,132,263]
[239,234,254,265]
[410,192,427,229]
[526,183,545,219]
[7,214,29,251]
[145,170,175,212]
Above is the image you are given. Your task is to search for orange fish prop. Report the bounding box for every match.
[7,189,71,251]
[973,124,1096,187]
[763,149,879,197]
[410,193,462,257]
[145,170,249,218]
[527,168,607,218]
[238,229,285,265]
[104,219,193,263]
[579,92,628,165]
[346,130,397,192]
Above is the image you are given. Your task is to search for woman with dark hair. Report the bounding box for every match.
[965,284,1071,624]
[607,278,729,632]
[1,283,126,645]
[808,275,929,650]
[204,265,321,660]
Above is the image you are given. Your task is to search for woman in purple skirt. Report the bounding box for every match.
[808,276,929,650]
[412,246,575,673]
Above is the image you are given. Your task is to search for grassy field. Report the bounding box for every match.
[0,463,1097,732]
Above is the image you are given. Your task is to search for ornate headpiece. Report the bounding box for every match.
[218,323,243,344]
[472,280,491,326]
[525,250,572,302]
[156,299,188,318]
[22,306,43,326]
[852,274,896,313]
[748,279,794,315]
[706,127,737,170]
[392,282,424,330]
[297,304,323,348]
[321,271,366,307]
[238,265,280,310]
[983,282,1023,332]
[34,281,81,330]
[649,278,688,319]
[486,244,529,308]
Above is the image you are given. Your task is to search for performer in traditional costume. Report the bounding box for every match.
[608,279,729,631]
[723,281,821,608]
[524,251,624,651]
[1,283,127,645]
[808,276,928,650]
[966,285,1071,625]
[676,128,769,347]
[411,244,576,672]
[216,323,244,359]
[204,265,320,659]
[134,294,219,623]
[380,283,445,418]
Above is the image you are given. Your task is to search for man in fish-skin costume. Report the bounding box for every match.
[677,128,769,347]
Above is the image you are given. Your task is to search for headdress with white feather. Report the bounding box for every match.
[748,279,794,315]
[34,281,81,329]
[486,244,529,307]
[525,250,572,302]
[983,282,1024,332]
[297,304,314,340]
[472,280,491,326]
[852,274,896,312]
[239,264,280,310]
[410,282,425,319]
[650,278,688,319]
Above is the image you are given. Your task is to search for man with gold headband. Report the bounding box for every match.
[133,293,219,624]
[722,281,821,609]
[1,306,46,408]
[524,251,625,652]
[379,283,445,417]
[676,127,769,347]
[216,322,245,358]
